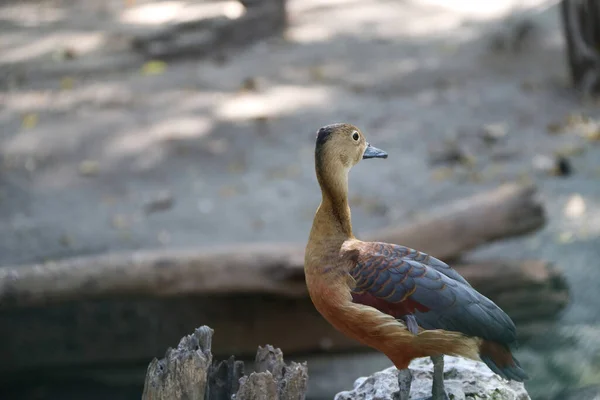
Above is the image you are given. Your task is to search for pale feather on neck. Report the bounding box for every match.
[316,164,353,238]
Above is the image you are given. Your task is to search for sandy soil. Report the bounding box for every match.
[1,0,599,398]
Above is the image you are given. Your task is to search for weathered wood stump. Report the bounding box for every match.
[560,0,600,96]
[142,326,308,400]
[143,327,214,400]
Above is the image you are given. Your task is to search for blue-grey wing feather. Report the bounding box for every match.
[391,245,471,287]
[353,242,517,345]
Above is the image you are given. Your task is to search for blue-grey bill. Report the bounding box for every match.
[363,144,388,159]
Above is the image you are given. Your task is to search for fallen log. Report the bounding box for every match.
[0,260,567,373]
[131,0,287,60]
[453,260,567,297]
[368,182,544,259]
[142,326,308,400]
[455,260,569,323]
[0,182,545,309]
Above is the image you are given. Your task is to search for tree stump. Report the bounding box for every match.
[142,326,309,400]
[142,326,213,400]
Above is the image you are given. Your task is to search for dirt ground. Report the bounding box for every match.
[1,0,600,398]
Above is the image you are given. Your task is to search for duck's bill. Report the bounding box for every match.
[362,144,388,159]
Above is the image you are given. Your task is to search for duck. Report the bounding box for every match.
[304,123,528,400]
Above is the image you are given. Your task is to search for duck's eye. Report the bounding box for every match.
[352,132,360,141]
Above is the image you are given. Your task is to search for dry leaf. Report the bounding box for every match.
[460,154,477,168]
[578,223,590,240]
[111,214,129,229]
[253,115,270,123]
[240,77,258,92]
[557,231,574,244]
[21,113,38,129]
[584,129,600,142]
[546,122,563,134]
[517,171,533,185]
[431,167,453,181]
[309,65,325,81]
[79,160,99,176]
[141,60,167,76]
[565,112,587,127]
[60,77,75,90]
[439,43,458,54]
[555,145,585,158]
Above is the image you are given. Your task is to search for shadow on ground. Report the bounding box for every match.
[1,0,600,399]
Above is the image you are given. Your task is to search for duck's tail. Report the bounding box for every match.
[407,330,529,382]
[479,340,529,382]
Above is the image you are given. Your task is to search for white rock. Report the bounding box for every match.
[334,356,530,400]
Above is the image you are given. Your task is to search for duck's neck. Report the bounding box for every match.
[312,163,353,240]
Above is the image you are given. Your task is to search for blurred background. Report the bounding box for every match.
[0,0,599,399]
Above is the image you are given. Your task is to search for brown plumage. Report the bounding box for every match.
[304,123,527,399]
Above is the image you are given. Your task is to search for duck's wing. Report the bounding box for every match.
[349,242,516,345]
[388,243,472,287]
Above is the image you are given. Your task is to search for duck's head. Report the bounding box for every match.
[314,123,387,171]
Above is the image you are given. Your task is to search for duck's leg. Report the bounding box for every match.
[399,316,448,400]
[402,314,420,335]
[396,368,412,400]
[430,355,449,400]
[413,355,449,400]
